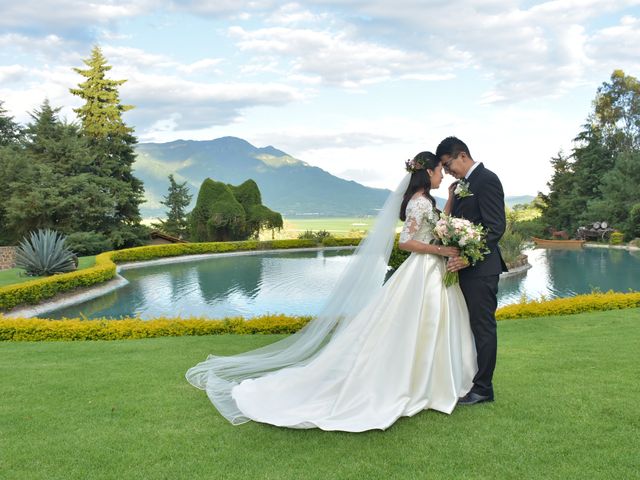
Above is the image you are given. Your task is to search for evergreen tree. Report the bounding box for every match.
[154,174,193,239]
[70,46,146,248]
[0,101,24,243]
[189,179,246,242]
[0,100,22,146]
[230,180,283,239]
[539,152,576,232]
[189,178,282,242]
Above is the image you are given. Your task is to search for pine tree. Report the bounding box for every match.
[0,100,22,146]
[3,100,115,240]
[155,174,193,239]
[70,46,146,247]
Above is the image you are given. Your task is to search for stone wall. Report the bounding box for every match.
[0,246,17,270]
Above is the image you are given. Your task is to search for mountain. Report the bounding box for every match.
[133,136,534,219]
[504,195,535,208]
[134,136,390,219]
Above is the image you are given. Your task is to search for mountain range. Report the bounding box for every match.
[133,137,533,219]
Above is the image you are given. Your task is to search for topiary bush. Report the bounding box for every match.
[610,231,624,245]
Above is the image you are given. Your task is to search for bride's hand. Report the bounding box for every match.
[437,246,460,257]
[448,181,458,198]
[447,256,469,272]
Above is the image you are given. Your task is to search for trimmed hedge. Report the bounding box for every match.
[495,291,640,320]
[0,239,346,312]
[0,314,312,341]
[1,291,638,342]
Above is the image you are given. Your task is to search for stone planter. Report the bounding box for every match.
[506,253,528,270]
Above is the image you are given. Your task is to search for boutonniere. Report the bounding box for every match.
[454,180,473,198]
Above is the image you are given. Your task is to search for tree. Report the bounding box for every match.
[539,151,576,232]
[587,151,640,239]
[593,69,640,153]
[154,174,193,239]
[2,101,113,240]
[542,70,640,237]
[0,100,24,243]
[0,100,22,146]
[70,46,146,248]
[189,178,245,242]
[230,180,283,239]
[189,178,283,242]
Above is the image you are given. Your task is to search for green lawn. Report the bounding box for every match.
[1,309,638,479]
[0,256,96,288]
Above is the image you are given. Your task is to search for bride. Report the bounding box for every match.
[186,151,477,432]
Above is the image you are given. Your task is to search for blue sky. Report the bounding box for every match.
[1,0,639,196]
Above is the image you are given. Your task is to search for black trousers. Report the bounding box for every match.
[459,274,499,397]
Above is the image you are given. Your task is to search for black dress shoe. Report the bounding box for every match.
[457,391,494,406]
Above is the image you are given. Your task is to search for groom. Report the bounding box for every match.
[435,136,507,406]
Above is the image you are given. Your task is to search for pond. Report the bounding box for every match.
[44,247,640,320]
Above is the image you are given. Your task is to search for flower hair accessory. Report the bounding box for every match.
[405,156,428,173]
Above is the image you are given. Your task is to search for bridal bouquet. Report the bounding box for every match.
[433,215,490,286]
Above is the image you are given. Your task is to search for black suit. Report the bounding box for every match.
[451,163,507,397]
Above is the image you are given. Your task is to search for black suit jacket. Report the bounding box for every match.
[452,163,508,278]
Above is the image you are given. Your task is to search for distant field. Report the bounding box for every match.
[260,217,379,240]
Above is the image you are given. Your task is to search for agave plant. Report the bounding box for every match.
[15,229,77,276]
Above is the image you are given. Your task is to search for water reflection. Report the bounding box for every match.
[498,247,640,306]
[45,247,640,319]
[47,250,354,320]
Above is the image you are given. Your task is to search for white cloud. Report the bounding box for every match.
[228,25,443,87]
[0,65,30,84]
[588,15,640,68]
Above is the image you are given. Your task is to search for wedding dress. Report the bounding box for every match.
[188,189,477,432]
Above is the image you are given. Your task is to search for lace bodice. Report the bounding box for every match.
[399,196,439,244]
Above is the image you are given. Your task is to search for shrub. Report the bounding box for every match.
[511,217,547,239]
[495,291,640,320]
[15,229,76,276]
[297,230,316,240]
[610,231,624,245]
[0,314,313,341]
[499,228,525,264]
[66,231,113,256]
[388,234,410,271]
[297,230,333,243]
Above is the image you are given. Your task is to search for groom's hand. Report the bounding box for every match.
[447,256,469,272]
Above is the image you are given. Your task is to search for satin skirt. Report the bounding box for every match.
[231,252,477,432]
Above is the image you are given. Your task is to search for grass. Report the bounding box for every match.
[260,217,379,240]
[0,256,96,288]
[1,309,638,479]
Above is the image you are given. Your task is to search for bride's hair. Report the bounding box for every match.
[399,151,439,221]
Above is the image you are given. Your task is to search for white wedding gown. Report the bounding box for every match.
[228,196,477,431]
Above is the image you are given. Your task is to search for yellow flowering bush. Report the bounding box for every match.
[495,291,640,320]
[0,314,313,341]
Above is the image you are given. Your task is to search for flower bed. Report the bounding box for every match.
[1,291,638,342]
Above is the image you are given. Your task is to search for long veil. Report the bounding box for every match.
[186,174,411,424]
